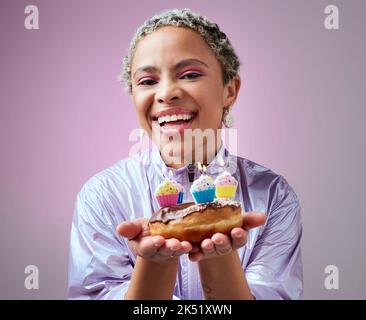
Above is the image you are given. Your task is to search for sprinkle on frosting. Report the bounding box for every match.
[190,174,215,193]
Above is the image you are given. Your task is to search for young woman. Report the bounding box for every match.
[68,9,303,300]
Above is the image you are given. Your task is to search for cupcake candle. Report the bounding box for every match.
[155,168,179,207]
[214,156,238,199]
[214,170,238,199]
[190,162,216,204]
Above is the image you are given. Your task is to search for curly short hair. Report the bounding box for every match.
[120,8,241,93]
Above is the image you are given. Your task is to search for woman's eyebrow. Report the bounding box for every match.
[133,58,208,79]
[173,58,209,71]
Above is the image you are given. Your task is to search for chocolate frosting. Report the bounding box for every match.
[149,200,241,224]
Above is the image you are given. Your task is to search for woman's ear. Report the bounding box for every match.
[223,75,241,108]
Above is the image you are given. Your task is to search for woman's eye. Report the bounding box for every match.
[180,72,202,80]
[138,79,157,86]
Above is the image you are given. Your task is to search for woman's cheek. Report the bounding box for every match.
[134,94,151,116]
[132,100,149,131]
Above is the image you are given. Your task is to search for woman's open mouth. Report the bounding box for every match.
[151,110,197,135]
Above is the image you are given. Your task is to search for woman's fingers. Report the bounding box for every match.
[192,239,215,261]
[116,221,140,239]
[212,233,232,255]
[189,234,232,261]
[118,218,242,261]
[116,218,149,240]
[180,241,193,253]
[117,219,195,261]
[128,233,195,261]
[201,238,214,251]
[157,238,181,257]
[168,240,193,258]
[231,227,248,249]
[151,238,196,259]
[242,212,267,230]
[133,235,165,257]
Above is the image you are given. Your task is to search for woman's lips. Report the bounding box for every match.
[151,107,195,120]
[154,115,195,136]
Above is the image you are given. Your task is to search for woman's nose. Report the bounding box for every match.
[156,80,183,104]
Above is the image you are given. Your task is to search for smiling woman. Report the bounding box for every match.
[67,8,303,300]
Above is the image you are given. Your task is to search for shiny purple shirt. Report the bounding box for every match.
[67,144,303,299]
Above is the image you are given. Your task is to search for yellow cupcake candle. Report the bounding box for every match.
[214,157,238,199]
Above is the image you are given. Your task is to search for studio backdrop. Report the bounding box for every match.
[0,0,365,299]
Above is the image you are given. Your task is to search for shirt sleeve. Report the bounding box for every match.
[67,181,134,300]
[245,176,303,300]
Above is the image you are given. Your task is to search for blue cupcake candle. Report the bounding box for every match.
[170,172,184,204]
[190,163,215,204]
[176,183,184,204]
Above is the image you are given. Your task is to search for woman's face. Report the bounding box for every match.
[130,26,239,165]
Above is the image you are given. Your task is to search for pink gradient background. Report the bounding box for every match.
[1,0,365,299]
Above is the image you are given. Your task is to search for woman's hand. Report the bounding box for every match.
[189,212,267,262]
[116,218,193,263]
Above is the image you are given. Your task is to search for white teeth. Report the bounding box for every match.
[157,114,193,124]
